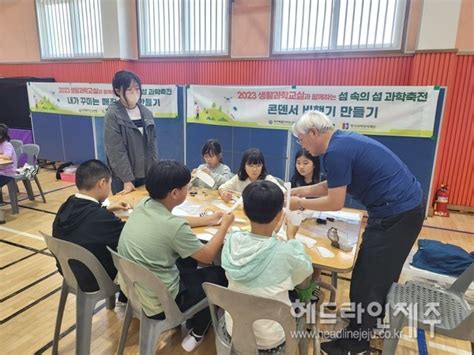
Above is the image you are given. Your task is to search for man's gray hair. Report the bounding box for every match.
[292,110,334,137]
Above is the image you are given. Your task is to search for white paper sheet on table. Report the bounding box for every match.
[212,201,232,212]
[295,234,317,248]
[317,246,335,258]
[197,233,214,242]
[172,200,204,217]
[312,210,361,224]
[114,209,133,218]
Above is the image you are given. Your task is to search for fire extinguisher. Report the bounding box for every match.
[433,184,449,217]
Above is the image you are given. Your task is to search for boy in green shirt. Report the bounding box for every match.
[118,160,234,352]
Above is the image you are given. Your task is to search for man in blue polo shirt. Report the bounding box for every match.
[290,111,424,355]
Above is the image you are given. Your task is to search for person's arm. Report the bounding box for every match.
[291,180,328,198]
[183,211,224,228]
[218,175,238,202]
[191,213,235,264]
[211,164,234,187]
[107,201,131,212]
[104,109,135,184]
[290,185,347,211]
[0,143,14,160]
[144,109,159,162]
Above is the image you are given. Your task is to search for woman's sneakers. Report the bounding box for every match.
[181,330,205,352]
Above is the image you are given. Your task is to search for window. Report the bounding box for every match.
[273,0,407,53]
[35,0,103,59]
[138,0,230,57]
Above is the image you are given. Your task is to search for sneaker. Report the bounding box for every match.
[184,319,192,330]
[321,339,345,355]
[321,338,370,355]
[115,300,127,308]
[181,330,204,352]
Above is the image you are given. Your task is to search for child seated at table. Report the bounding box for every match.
[290,149,320,188]
[192,139,233,189]
[53,160,129,296]
[221,180,314,351]
[118,160,235,352]
[0,124,18,223]
[218,148,285,201]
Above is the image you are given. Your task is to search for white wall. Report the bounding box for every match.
[102,0,120,58]
[117,0,138,60]
[417,0,462,50]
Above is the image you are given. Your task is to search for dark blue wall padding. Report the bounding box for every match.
[61,115,95,163]
[31,112,65,162]
[94,117,106,162]
[186,124,288,179]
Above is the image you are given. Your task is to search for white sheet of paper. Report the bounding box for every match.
[195,170,215,187]
[204,228,219,234]
[172,201,203,217]
[114,209,133,218]
[102,198,110,207]
[234,218,246,223]
[228,197,243,213]
[197,233,214,242]
[317,246,335,258]
[313,211,361,224]
[212,201,231,212]
[295,234,317,248]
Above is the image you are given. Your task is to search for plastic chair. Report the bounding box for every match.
[382,263,474,354]
[10,139,23,158]
[107,247,209,355]
[41,232,119,355]
[202,282,308,355]
[16,144,46,203]
[9,139,22,193]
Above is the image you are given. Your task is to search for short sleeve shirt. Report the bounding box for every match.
[321,130,422,218]
[118,197,203,315]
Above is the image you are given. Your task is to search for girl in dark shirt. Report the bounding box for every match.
[290,149,320,188]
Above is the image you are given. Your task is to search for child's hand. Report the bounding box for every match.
[206,211,224,226]
[117,182,135,195]
[219,190,233,202]
[289,196,303,210]
[201,167,210,174]
[107,201,131,212]
[220,212,235,228]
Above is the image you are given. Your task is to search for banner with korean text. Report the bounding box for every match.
[27,82,178,118]
[187,85,440,137]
